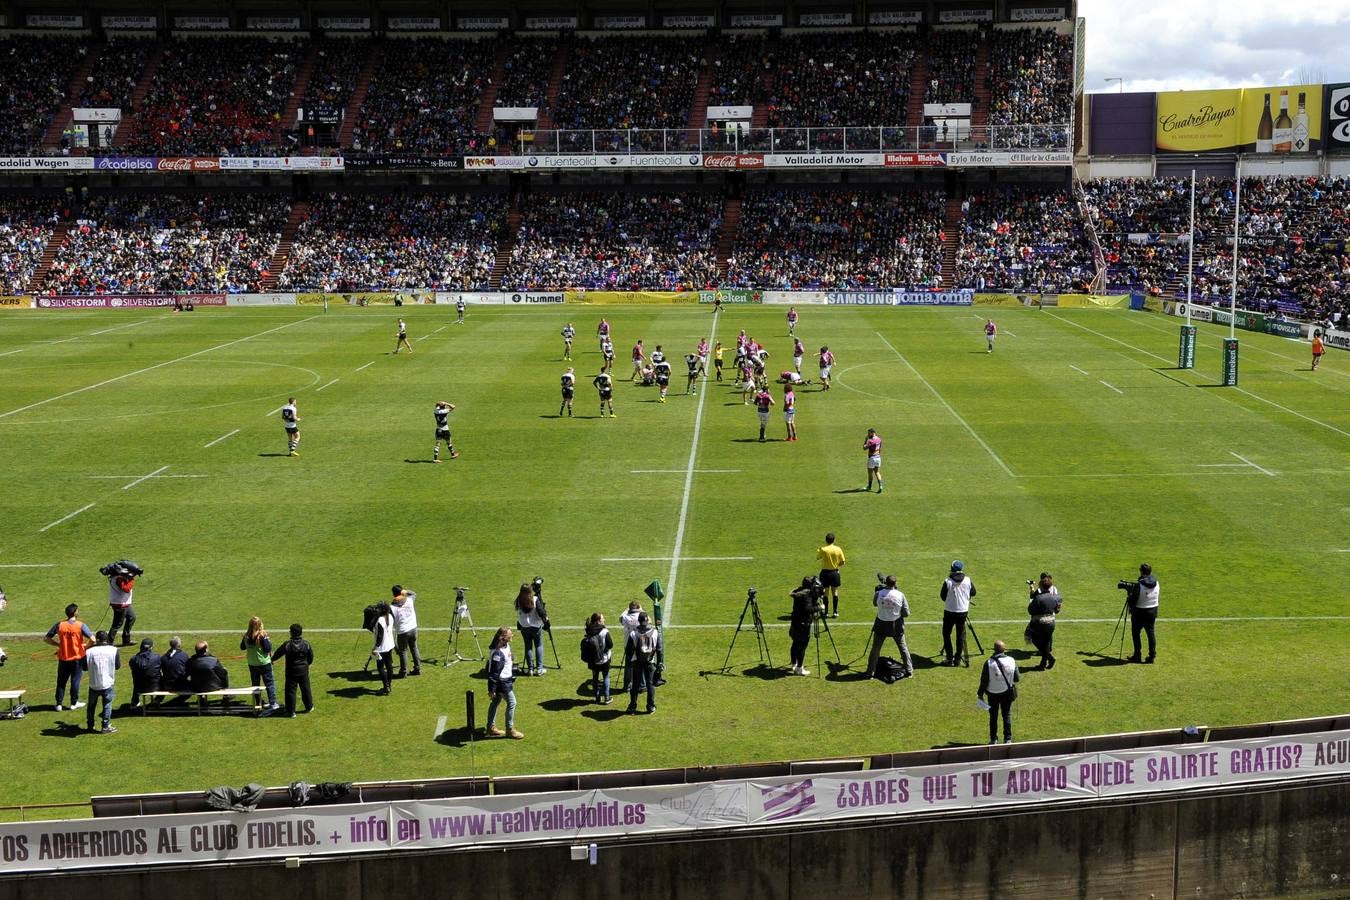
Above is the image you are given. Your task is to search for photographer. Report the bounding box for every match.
[103,561,142,647]
[370,602,395,695]
[1026,573,1061,670]
[515,584,545,676]
[391,585,421,677]
[787,578,818,676]
[978,640,1020,744]
[866,575,913,679]
[1125,563,1160,664]
[939,560,977,667]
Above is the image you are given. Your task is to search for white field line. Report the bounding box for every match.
[1069,365,1089,376]
[1230,450,1276,477]
[663,313,719,627]
[122,465,169,490]
[5,614,1348,639]
[603,556,753,562]
[1002,329,1018,338]
[265,406,284,417]
[434,715,447,739]
[876,331,1015,478]
[88,319,152,336]
[315,378,340,392]
[1016,470,1259,479]
[203,428,240,449]
[0,563,55,568]
[631,469,740,474]
[89,474,207,480]
[1099,380,1124,395]
[1049,312,1350,439]
[0,315,319,420]
[355,361,375,372]
[39,503,96,533]
[0,348,29,357]
[1196,463,1246,468]
[416,326,448,342]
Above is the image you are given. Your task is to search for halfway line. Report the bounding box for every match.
[123,466,169,490]
[203,428,240,449]
[0,315,319,420]
[631,468,740,474]
[602,556,753,562]
[876,331,1015,477]
[663,313,719,627]
[315,378,340,392]
[39,503,96,533]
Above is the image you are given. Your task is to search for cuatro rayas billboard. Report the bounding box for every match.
[1156,84,1323,153]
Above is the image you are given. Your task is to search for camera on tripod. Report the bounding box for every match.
[454,585,469,613]
[746,586,757,601]
[99,560,144,579]
[1117,579,1140,606]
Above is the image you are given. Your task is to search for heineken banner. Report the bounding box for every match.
[698,289,762,304]
[1178,325,1196,369]
[1222,338,1240,385]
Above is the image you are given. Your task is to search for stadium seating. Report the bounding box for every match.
[986,28,1073,147]
[763,32,921,131]
[726,189,945,290]
[41,194,289,295]
[0,36,84,155]
[551,35,703,137]
[352,37,495,157]
[300,37,371,122]
[956,188,1093,292]
[0,198,65,294]
[124,37,302,155]
[503,191,721,291]
[278,191,501,292]
[923,30,978,106]
[76,37,157,112]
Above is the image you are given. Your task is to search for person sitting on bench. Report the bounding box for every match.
[186,641,231,712]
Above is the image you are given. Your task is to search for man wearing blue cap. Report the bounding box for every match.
[940,560,977,666]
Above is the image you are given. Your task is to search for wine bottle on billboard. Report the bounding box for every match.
[1273,90,1293,152]
[1292,91,1309,152]
[1256,93,1274,153]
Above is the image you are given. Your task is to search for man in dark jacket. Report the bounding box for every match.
[159,635,191,706]
[187,641,230,712]
[1026,573,1062,670]
[128,638,162,708]
[787,578,818,676]
[1127,563,1160,664]
[272,623,315,717]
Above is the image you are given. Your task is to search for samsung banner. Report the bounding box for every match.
[825,290,974,306]
[1,730,1344,874]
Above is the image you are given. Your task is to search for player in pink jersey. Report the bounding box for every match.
[783,384,798,442]
[792,338,805,374]
[985,319,998,353]
[630,340,645,382]
[754,385,776,442]
[863,428,883,493]
[818,346,835,391]
[787,306,799,336]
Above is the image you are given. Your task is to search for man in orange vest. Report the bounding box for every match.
[44,603,93,711]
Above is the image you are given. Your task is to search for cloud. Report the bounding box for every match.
[1081,0,1350,92]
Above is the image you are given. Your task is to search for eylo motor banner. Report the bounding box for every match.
[0,730,1344,873]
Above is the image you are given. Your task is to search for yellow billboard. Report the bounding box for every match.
[1157,84,1323,153]
[1156,89,1241,153]
[0,295,32,309]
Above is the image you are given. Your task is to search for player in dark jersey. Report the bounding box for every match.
[433,401,458,462]
[395,319,414,355]
[561,323,576,361]
[685,353,700,395]
[594,371,616,418]
[559,367,576,417]
[654,358,672,403]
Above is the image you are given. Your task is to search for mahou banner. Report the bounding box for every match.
[0,730,1345,873]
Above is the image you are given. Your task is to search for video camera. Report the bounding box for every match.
[531,577,551,631]
[1117,579,1141,606]
[99,560,144,580]
[746,586,757,601]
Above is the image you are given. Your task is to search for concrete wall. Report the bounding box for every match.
[3,779,1345,900]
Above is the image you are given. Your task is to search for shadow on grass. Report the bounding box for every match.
[833,487,872,494]
[1078,652,1130,668]
[257,453,290,458]
[436,726,478,748]
[1005,649,1036,661]
[825,662,871,683]
[326,669,376,682]
[539,698,591,712]
[581,708,628,722]
[328,686,380,699]
[404,459,439,464]
[40,721,89,739]
[538,415,562,420]
[732,438,781,443]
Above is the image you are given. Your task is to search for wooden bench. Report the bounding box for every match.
[138,686,265,715]
[0,689,25,718]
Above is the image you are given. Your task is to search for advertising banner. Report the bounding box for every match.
[706,106,753,121]
[1211,307,1266,332]
[102,15,157,29]
[1157,85,1323,153]
[697,289,762,304]
[703,153,764,170]
[762,291,828,305]
[1056,294,1130,309]
[246,16,300,29]
[869,11,924,24]
[1010,7,1066,21]
[73,109,121,123]
[938,9,993,22]
[1325,83,1350,151]
[318,17,371,30]
[225,294,297,307]
[924,103,971,117]
[0,295,32,309]
[1156,89,1241,153]
[216,157,344,171]
[2,730,1344,874]
[1089,92,1157,156]
[36,294,227,309]
[595,15,646,29]
[344,156,460,170]
[1178,325,1196,369]
[388,17,441,30]
[156,157,222,173]
[824,291,973,306]
[945,151,1072,166]
[434,292,506,305]
[765,153,883,168]
[664,16,715,28]
[564,291,698,305]
[1222,338,1240,385]
[507,292,565,304]
[174,16,230,30]
[27,14,83,27]
[974,293,1039,307]
[1322,328,1350,351]
[0,157,95,171]
[883,152,948,167]
[1266,319,1302,338]
[730,14,783,27]
[458,16,509,30]
[525,16,578,29]
[801,12,853,25]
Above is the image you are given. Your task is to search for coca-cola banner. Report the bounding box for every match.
[37,295,227,309]
[1326,83,1350,151]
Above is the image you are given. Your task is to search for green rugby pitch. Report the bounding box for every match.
[1,304,1347,818]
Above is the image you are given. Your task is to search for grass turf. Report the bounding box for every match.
[0,303,1347,819]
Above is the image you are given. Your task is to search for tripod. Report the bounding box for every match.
[444,588,484,666]
[1094,597,1131,658]
[721,589,773,673]
[811,606,841,674]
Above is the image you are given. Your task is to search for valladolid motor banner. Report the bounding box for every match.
[1,730,1345,874]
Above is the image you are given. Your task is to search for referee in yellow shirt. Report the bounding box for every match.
[817,533,846,618]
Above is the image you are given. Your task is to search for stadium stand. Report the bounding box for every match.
[986,28,1073,147]
[351,37,494,157]
[277,191,501,292]
[956,188,1093,292]
[923,30,979,106]
[122,37,302,155]
[75,37,158,113]
[726,189,946,290]
[0,198,66,294]
[550,35,703,144]
[0,35,85,155]
[40,194,289,295]
[503,191,721,291]
[763,31,922,132]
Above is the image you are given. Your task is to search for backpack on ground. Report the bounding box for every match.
[873,657,905,684]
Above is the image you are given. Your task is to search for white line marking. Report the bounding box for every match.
[122,465,169,490]
[876,331,1015,477]
[602,556,753,562]
[630,469,741,474]
[1016,470,1257,479]
[315,378,340,392]
[1230,450,1276,477]
[1069,365,1089,376]
[265,406,283,417]
[1049,312,1350,438]
[1099,380,1124,395]
[663,313,719,628]
[0,347,29,357]
[0,564,55,568]
[89,474,208,479]
[1002,329,1018,338]
[39,503,96,533]
[203,428,240,449]
[434,715,447,739]
[1196,463,1247,468]
[355,361,375,372]
[89,320,151,336]
[0,315,319,420]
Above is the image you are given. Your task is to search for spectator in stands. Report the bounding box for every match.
[240,616,279,715]
[957,188,1092,292]
[1,198,64,294]
[271,623,315,718]
[76,37,155,113]
[0,36,84,155]
[128,637,162,709]
[986,29,1072,148]
[763,32,919,135]
[552,35,702,138]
